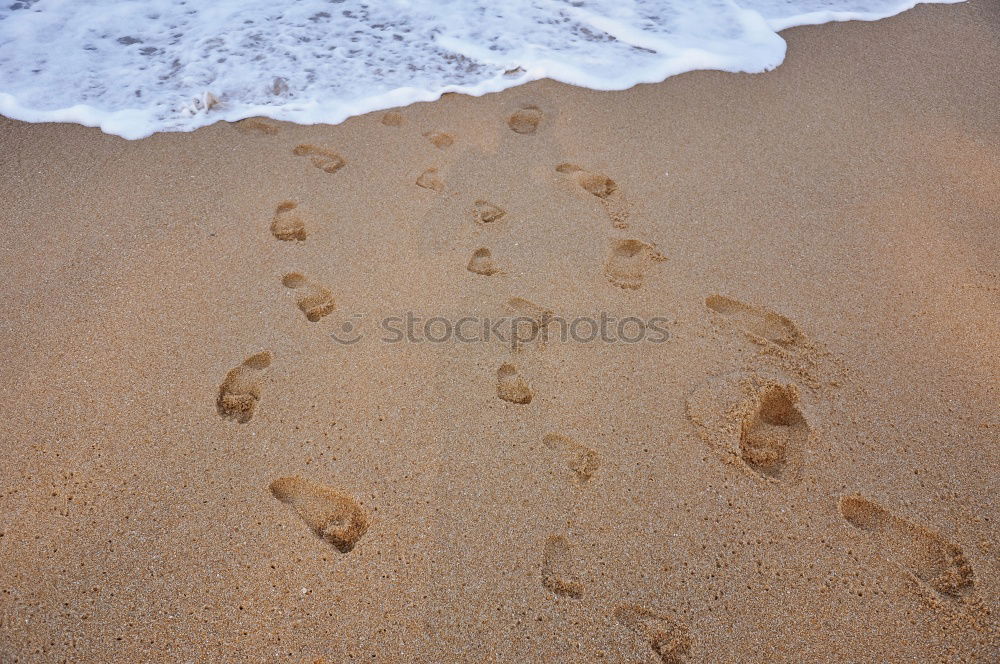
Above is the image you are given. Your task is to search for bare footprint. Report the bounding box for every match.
[472,200,506,224]
[293,144,346,173]
[508,105,543,134]
[497,362,532,404]
[542,433,600,484]
[270,476,369,553]
[705,295,804,348]
[506,297,553,329]
[424,131,454,149]
[270,201,307,241]
[541,535,583,599]
[739,383,808,480]
[217,352,272,423]
[556,162,631,229]
[282,272,336,322]
[381,111,404,126]
[506,297,554,350]
[686,371,808,482]
[467,247,499,276]
[235,118,279,135]
[416,168,444,192]
[839,495,975,599]
[613,604,692,664]
[604,239,665,289]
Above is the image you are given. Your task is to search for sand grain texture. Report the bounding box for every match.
[0,1,998,661]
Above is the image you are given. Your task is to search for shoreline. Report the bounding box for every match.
[0,0,997,661]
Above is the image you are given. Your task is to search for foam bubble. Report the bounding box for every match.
[0,0,962,139]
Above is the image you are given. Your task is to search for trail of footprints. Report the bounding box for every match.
[282,272,336,322]
[686,369,810,483]
[507,105,543,134]
[209,107,977,657]
[839,495,974,599]
[541,535,584,599]
[216,351,272,423]
[604,238,666,290]
[467,247,499,276]
[292,143,346,173]
[705,294,804,348]
[542,433,600,484]
[556,162,632,229]
[497,362,533,404]
[270,201,308,241]
[614,604,693,664]
[270,476,369,553]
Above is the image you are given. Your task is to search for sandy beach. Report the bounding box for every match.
[0,0,998,661]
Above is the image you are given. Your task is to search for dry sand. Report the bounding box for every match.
[0,1,998,661]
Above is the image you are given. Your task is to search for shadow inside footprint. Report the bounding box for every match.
[686,371,809,483]
[739,383,807,480]
[557,163,616,197]
[472,200,506,224]
[292,144,346,173]
[541,535,584,599]
[270,476,369,553]
[282,272,335,322]
[508,105,543,134]
[613,604,692,664]
[542,433,600,483]
[705,295,804,347]
[556,163,630,228]
[839,495,975,599]
[217,351,272,423]
[467,247,499,276]
[270,201,307,241]
[497,362,532,404]
[604,239,664,290]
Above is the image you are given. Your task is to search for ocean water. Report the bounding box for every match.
[0,0,961,139]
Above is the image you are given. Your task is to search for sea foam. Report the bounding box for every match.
[0,0,961,139]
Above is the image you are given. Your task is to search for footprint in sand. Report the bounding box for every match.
[270,476,369,553]
[542,433,600,484]
[556,162,631,229]
[381,111,404,126]
[497,362,533,404]
[739,383,808,481]
[270,201,307,241]
[839,495,975,600]
[508,105,543,134]
[613,604,692,664]
[705,295,804,348]
[506,297,553,329]
[467,247,500,276]
[604,239,666,290]
[282,273,336,322]
[541,535,584,599]
[686,371,808,482]
[416,168,444,192]
[217,352,272,423]
[472,199,506,224]
[424,131,454,149]
[506,297,554,350]
[235,118,279,135]
[293,144,346,174]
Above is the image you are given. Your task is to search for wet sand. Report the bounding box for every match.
[0,1,997,661]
